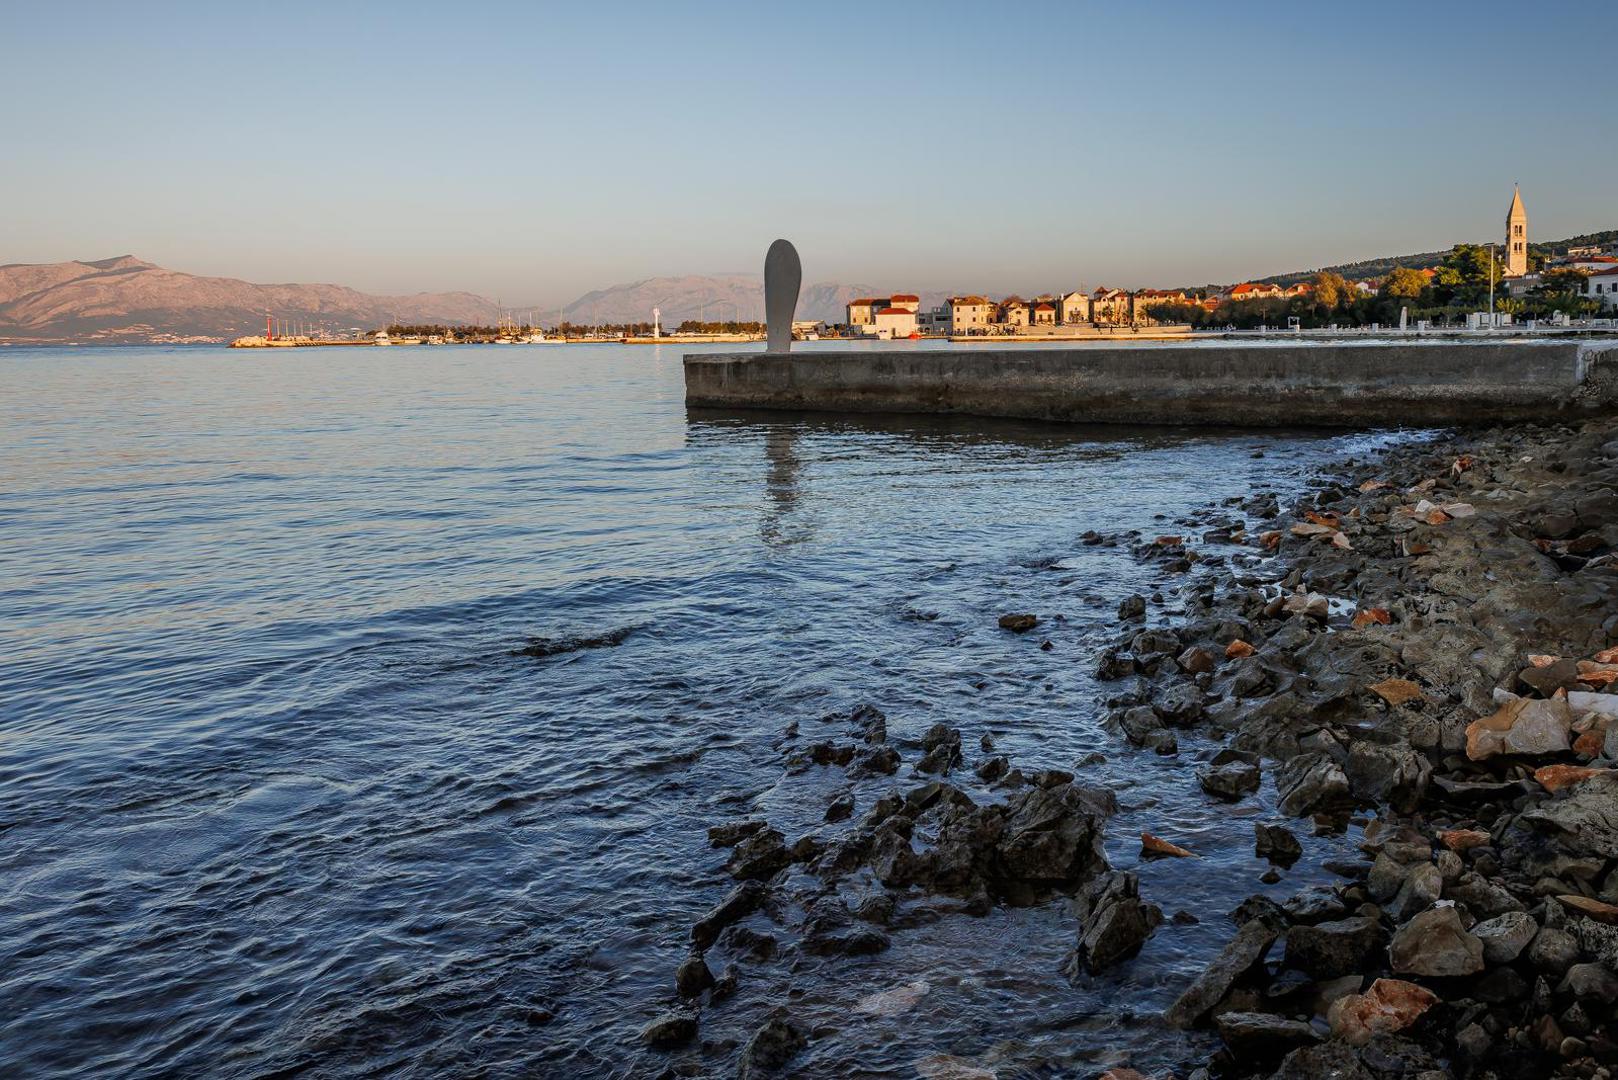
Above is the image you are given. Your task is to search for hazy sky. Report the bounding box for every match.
[4,0,1613,306]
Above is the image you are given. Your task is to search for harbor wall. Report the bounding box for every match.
[683,340,1618,427]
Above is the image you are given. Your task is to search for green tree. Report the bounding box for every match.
[1383,266,1427,300]
[1533,268,1590,296]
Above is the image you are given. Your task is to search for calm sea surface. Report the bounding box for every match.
[0,343,1406,1078]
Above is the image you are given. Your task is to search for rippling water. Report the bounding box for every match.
[1,343,1408,1078]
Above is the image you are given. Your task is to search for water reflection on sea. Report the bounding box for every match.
[0,343,1407,1077]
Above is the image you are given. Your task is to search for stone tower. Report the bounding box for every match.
[1505,185,1528,277]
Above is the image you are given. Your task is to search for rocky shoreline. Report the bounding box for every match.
[647,417,1618,1079]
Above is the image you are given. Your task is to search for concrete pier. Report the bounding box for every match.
[684,339,1618,427]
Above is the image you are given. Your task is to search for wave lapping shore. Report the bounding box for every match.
[654,418,1618,1079]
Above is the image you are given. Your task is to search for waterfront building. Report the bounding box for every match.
[873,306,918,337]
[887,293,921,314]
[1059,290,1091,324]
[846,297,882,326]
[1091,287,1131,323]
[1586,267,1618,310]
[1222,282,1285,302]
[999,297,1030,327]
[1031,302,1056,326]
[1505,185,1529,278]
[947,296,996,333]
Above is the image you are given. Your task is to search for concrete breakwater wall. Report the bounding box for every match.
[683,340,1618,427]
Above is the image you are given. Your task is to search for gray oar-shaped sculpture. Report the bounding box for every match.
[764,239,801,354]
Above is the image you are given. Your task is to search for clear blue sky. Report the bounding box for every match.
[3,0,1613,305]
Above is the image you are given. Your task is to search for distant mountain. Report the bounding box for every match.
[560,274,957,325]
[0,256,499,343]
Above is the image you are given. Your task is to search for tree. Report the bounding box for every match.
[1311,271,1354,310]
[1533,268,1590,296]
[1383,266,1428,300]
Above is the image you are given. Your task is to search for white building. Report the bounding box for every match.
[1586,267,1618,310]
[873,306,918,338]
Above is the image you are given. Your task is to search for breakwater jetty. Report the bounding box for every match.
[685,339,1618,427]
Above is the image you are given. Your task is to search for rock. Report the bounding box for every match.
[857,745,901,775]
[998,613,1038,633]
[1560,962,1618,1003]
[692,880,766,949]
[1282,590,1329,620]
[1522,772,1618,858]
[996,783,1111,887]
[825,792,855,822]
[1178,645,1216,674]
[1519,657,1581,697]
[1164,919,1278,1027]
[1275,753,1351,816]
[1282,885,1348,924]
[1215,1011,1320,1057]
[709,819,767,847]
[1560,894,1618,924]
[1527,926,1580,974]
[726,828,791,880]
[1265,1042,1372,1080]
[1141,832,1195,858]
[1070,871,1163,973]
[1344,741,1430,813]
[1391,863,1443,922]
[737,1018,806,1077]
[1390,906,1484,977]
[674,953,714,998]
[1153,683,1206,726]
[1118,594,1146,619]
[1327,978,1439,1047]
[854,979,930,1017]
[640,1008,697,1048]
[1368,678,1426,706]
[1256,823,1303,866]
[975,755,1009,782]
[849,703,888,743]
[1472,911,1539,964]
[1466,696,1572,759]
[1199,760,1261,801]
[916,744,955,775]
[1439,828,1491,852]
[720,925,777,960]
[1285,916,1386,978]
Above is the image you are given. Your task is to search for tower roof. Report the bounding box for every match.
[1508,184,1527,221]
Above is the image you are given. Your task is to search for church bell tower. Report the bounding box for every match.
[1505,185,1528,277]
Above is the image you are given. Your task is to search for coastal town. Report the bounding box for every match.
[217,187,1616,349]
[837,188,1618,340]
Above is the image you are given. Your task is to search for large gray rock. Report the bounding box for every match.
[1522,771,1618,859]
[995,783,1111,887]
[1275,752,1351,816]
[1472,911,1539,964]
[738,1017,806,1077]
[1199,760,1261,800]
[1215,1011,1320,1058]
[1391,863,1443,922]
[1069,871,1163,973]
[1344,740,1430,813]
[1390,906,1484,976]
[1285,916,1386,978]
[1165,919,1278,1027]
[692,880,767,948]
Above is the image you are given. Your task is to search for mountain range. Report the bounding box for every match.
[0,257,498,343]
